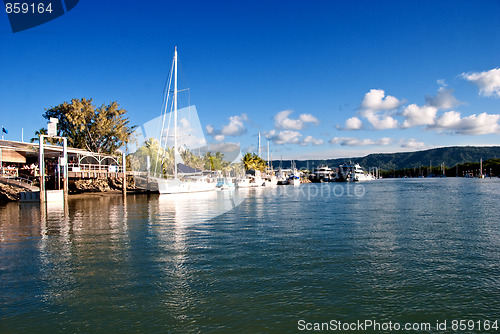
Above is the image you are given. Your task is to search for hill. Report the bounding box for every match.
[271,146,500,171]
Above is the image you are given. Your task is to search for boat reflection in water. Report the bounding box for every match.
[156,189,247,225]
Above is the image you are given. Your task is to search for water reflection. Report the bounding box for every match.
[1,179,500,332]
[155,190,246,225]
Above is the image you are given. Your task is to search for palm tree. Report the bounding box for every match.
[30,128,58,144]
[242,153,266,172]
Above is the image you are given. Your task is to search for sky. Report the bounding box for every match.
[1,0,500,160]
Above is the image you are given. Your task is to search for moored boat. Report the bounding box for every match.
[338,163,374,182]
[309,165,334,183]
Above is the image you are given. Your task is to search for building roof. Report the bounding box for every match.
[0,139,120,161]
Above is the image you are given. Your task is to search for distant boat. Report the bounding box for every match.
[236,170,265,188]
[338,163,374,182]
[264,173,278,187]
[288,174,300,186]
[276,174,288,185]
[287,161,301,185]
[478,158,485,178]
[309,165,334,183]
[153,47,216,194]
[216,177,235,190]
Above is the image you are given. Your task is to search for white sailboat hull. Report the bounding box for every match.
[156,178,216,194]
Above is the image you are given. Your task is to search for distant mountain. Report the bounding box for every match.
[271,146,500,171]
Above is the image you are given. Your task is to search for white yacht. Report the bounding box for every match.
[236,170,265,188]
[339,163,374,182]
[309,165,334,183]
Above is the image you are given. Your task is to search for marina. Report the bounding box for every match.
[2,1,500,332]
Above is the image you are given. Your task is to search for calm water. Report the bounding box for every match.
[1,178,499,333]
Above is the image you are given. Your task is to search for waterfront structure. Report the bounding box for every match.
[0,139,126,195]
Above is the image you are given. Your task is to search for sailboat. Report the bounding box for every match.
[288,160,301,185]
[154,47,216,194]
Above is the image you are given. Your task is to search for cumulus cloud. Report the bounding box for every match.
[357,89,401,130]
[425,87,461,109]
[361,110,399,130]
[274,110,319,130]
[462,68,500,97]
[302,136,324,146]
[221,114,248,136]
[361,89,402,111]
[206,113,248,142]
[264,129,302,145]
[329,136,392,146]
[214,134,225,141]
[401,104,438,128]
[205,124,214,135]
[400,138,426,149]
[337,116,363,130]
[431,111,500,135]
[264,130,324,146]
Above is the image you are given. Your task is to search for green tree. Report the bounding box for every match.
[29,128,57,144]
[41,98,136,154]
[242,152,267,172]
[180,148,204,170]
[128,138,174,177]
[203,151,230,171]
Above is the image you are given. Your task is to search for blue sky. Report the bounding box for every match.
[1,0,500,159]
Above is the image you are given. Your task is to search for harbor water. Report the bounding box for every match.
[1,178,499,333]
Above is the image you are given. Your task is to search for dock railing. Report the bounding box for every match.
[67,163,124,173]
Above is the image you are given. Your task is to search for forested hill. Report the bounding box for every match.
[272,146,500,171]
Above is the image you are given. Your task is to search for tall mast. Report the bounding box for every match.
[174,46,178,178]
[267,140,270,169]
[258,132,261,158]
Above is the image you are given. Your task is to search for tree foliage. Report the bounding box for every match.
[41,98,136,154]
[29,128,57,144]
[242,152,267,172]
[128,140,236,177]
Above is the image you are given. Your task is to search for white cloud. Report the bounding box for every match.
[338,116,363,130]
[329,136,392,146]
[274,110,319,130]
[361,89,402,111]
[205,124,214,135]
[299,113,320,124]
[206,113,248,142]
[361,110,399,130]
[264,129,302,145]
[462,68,500,97]
[425,87,461,109]
[302,136,324,146]
[357,89,401,130]
[401,104,438,128]
[431,111,500,135]
[437,79,447,87]
[214,134,225,141]
[221,113,248,136]
[400,138,426,149]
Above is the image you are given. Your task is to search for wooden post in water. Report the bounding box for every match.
[39,135,45,203]
[63,137,68,195]
[122,151,126,195]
